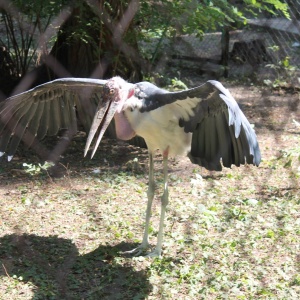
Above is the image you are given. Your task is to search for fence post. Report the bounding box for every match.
[221,26,230,78]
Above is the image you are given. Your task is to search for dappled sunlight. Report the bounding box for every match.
[1,0,299,298]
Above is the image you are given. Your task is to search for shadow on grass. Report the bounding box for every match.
[0,234,152,299]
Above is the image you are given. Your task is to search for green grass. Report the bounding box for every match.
[0,92,299,299]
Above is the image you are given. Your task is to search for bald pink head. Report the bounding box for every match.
[103,77,135,113]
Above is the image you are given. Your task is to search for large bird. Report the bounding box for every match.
[0,76,261,256]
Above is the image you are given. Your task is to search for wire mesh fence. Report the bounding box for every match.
[141,13,300,87]
[0,0,299,91]
[0,0,299,299]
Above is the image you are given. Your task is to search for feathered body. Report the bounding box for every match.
[122,94,196,157]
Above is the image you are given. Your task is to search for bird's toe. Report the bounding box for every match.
[122,243,150,256]
[144,249,162,258]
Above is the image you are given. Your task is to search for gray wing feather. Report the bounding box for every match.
[0,96,33,154]
[61,95,73,132]
[48,96,61,136]
[0,78,107,159]
[37,98,51,139]
[21,100,45,148]
[74,93,93,133]
[7,102,39,156]
[198,82,260,170]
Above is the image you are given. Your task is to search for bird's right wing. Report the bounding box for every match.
[0,78,107,160]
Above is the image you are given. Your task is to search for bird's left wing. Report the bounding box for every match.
[177,81,261,170]
[141,80,261,171]
[0,78,107,160]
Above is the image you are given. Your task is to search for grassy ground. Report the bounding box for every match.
[0,84,299,299]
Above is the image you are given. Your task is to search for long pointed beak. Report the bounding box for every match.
[84,99,119,158]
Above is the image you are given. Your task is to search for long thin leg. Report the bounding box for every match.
[124,152,154,255]
[146,150,169,257]
[141,152,155,246]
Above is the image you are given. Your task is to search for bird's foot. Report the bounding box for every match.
[144,248,161,258]
[123,243,162,258]
[122,242,150,256]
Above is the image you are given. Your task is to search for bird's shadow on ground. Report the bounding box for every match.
[0,234,152,299]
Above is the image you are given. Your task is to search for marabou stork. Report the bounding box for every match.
[0,76,261,257]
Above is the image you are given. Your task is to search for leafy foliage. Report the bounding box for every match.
[0,0,69,76]
[137,0,289,38]
[23,161,54,176]
[243,0,290,18]
[0,0,290,79]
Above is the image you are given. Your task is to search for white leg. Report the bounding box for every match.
[124,153,154,255]
[141,153,155,246]
[146,151,169,257]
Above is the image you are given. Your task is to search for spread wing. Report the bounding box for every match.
[142,80,261,171]
[0,78,107,160]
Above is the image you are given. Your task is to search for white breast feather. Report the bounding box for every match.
[124,96,200,156]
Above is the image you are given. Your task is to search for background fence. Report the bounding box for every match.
[0,1,300,300]
[141,12,300,89]
[0,0,299,93]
